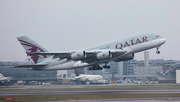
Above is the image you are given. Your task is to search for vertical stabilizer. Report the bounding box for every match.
[0,74,4,78]
[74,69,80,77]
[17,36,48,64]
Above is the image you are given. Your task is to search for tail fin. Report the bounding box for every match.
[0,74,4,78]
[17,36,48,64]
[74,69,80,77]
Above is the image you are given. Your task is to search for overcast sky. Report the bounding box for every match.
[0,0,180,61]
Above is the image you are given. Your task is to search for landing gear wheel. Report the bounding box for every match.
[103,65,111,69]
[156,51,160,54]
[88,65,104,70]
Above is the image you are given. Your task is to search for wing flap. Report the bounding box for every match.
[31,49,127,59]
[32,51,75,55]
[32,51,75,59]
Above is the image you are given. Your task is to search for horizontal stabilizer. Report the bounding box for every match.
[13,64,48,68]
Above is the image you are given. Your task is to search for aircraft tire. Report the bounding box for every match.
[156,51,160,54]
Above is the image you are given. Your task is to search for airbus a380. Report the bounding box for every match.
[15,34,166,70]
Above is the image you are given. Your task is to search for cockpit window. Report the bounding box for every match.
[156,35,160,38]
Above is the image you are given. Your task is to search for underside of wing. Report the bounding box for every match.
[32,52,75,55]
[32,51,75,59]
[31,49,127,63]
[13,64,48,68]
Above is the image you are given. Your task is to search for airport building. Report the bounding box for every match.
[123,59,178,75]
[0,61,57,82]
[133,66,162,75]
[113,51,179,81]
[176,70,180,84]
[0,53,179,84]
[65,58,179,81]
[144,51,149,67]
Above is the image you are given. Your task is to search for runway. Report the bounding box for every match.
[1,89,180,96]
[30,97,180,102]
[1,85,180,101]
[0,84,137,89]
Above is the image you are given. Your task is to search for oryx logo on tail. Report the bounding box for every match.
[17,36,48,64]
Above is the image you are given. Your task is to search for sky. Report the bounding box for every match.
[0,0,180,61]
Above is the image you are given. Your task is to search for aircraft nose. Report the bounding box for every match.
[162,38,166,44]
[157,37,166,45]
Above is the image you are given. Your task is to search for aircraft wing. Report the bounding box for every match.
[32,49,127,60]
[32,51,75,59]
[13,64,48,68]
[32,51,75,55]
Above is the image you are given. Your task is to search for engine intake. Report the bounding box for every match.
[97,51,112,60]
[71,51,86,60]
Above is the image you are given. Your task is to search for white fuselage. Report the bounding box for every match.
[75,75,103,81]
[42,34,166,70]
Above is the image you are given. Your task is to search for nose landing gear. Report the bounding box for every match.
[156,46,160,54]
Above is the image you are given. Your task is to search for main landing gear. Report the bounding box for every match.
[87,65,103,70]
[87,64,111,70]
[156,46,160,54]
[103,63,110,69]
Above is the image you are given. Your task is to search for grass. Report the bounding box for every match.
[1,94,180,101]
[1,84,180,101]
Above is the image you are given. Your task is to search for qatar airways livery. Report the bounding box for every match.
[14,34,166,70]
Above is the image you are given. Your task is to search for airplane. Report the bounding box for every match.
[0,73,11,84]
[14,33,166,70]
[73,69,103,81]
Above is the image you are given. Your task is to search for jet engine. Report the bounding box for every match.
[96,51,112,60]
[71,51,86,60]
[115,54,134,62]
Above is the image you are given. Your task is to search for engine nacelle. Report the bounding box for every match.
[115,54,134,62]
[97,51,112,60]
[71,51,86,60]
